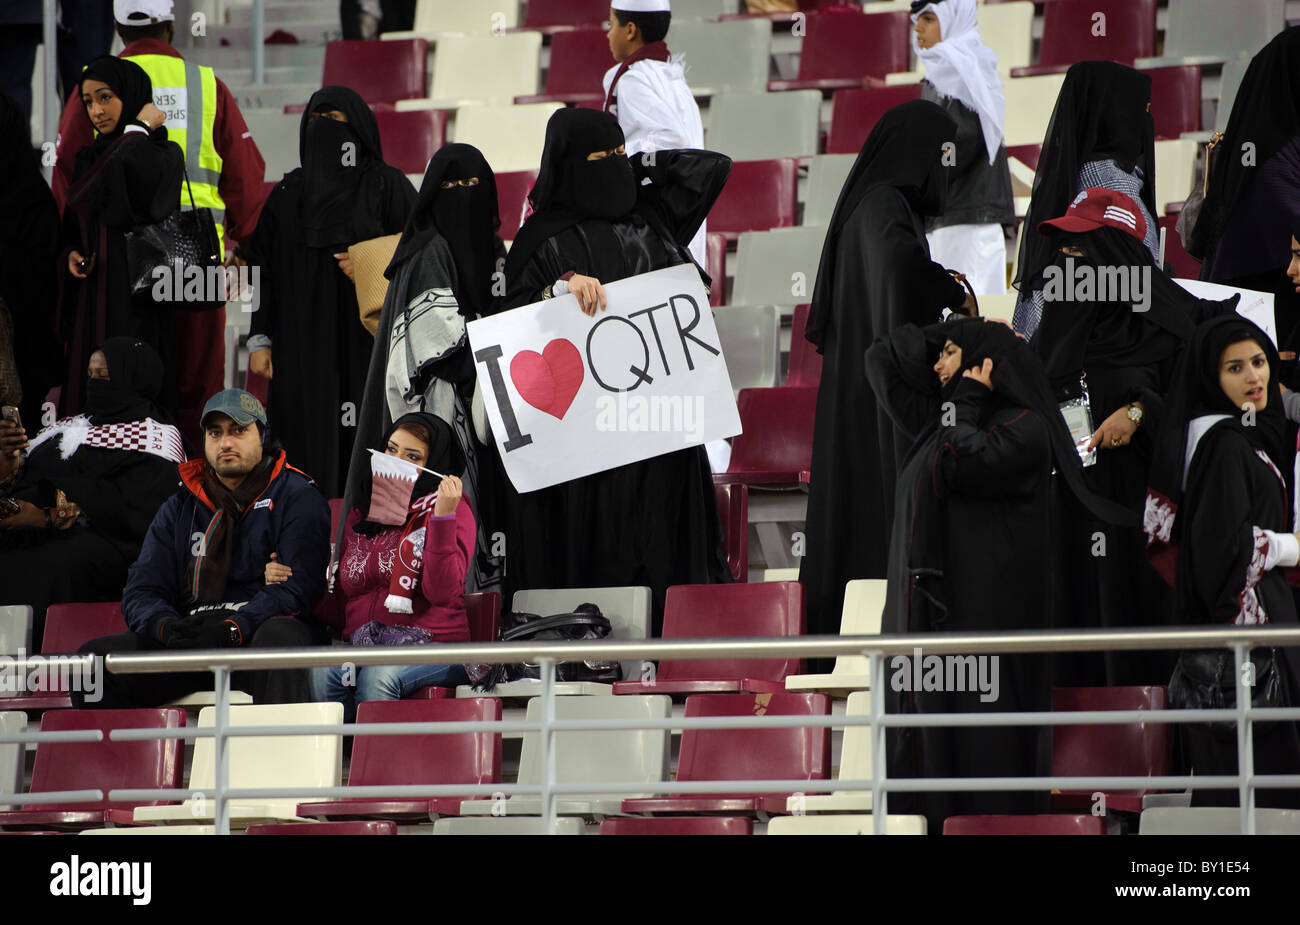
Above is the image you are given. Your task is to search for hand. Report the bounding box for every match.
[249,348,272,379]
[961,357,994,391]
[50,489,80,530]
[1280,351,1297,362]
[159,617,201,648]
[0,500,46,530]
[265,551,294,585]
[433,474,463,516]
[568,274,606,317]
[1088,405,1140,451]
[136,101,165,130]
[191,618,244,649]
[222,246,246,297]
[334,251,355,281]
[0,420,26,483]
[68,250,94,279]
[956,289,978,317]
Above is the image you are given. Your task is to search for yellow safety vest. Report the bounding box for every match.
[125,53,227,259]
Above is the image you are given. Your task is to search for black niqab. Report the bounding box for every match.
[298,86,384,250]
[85,337,169,425]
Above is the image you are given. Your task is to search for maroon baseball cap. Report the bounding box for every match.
[1038,187,1148,244]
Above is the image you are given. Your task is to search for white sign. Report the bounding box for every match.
[1174,278,1277,347]
[467,264,742,493]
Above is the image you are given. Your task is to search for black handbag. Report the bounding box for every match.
[124,164,224,310]
[472,603,622,691]
[1168,647,1288,739]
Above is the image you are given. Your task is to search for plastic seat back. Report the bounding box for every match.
[41,602,127,655]
[349,698,500,788]
[323,38,427,103]
[464,591,501,643]
[725,386,818,480]
[715,304,780,391]
[657,582,805,682]
[827,85,923,155]
[714,483,749,584]
[0,606,31,655]
[375,108,447,175]
[793,9,909,84]
[1036,0,1156,68]
[190,703,344,793]
[707,90,822,161]
[731,226,826,307]
[676,692,831,787]
[453,103,563,173]
[673,20,770,95]
[1052,686,1170,780]
[710,158,798,238]
[1146,65,1201,140]
[429,32,542,106]
[1162,0,1285,63]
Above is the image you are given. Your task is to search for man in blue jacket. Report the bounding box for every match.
[75,388,331,707]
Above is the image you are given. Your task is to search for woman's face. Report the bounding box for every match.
[386,425,429,467]
[309,109,349,124]
[934,339,962,388]
[1286,236,1300,293]
[87,350,110,381]
[1219,338,1270,411]
[81,79,123,135]
[586,144,626,161]
[914,10,941,50]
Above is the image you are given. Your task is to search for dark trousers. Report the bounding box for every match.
[73,617,317,709]
[0,6,113,125]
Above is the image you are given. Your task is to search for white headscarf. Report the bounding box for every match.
[911,0,1005,164]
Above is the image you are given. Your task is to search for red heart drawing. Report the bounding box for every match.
[509,339,585,420]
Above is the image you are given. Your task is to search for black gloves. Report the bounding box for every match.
[155,612,251,649]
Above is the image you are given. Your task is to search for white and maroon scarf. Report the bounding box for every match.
[366,450,440,614]
[26,415,185,463]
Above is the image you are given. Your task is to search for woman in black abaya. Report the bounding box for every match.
[866,317,1132,833]
[341,143,506,593]
[247,86,416,497]
[799,100,970,647]
[493,108,732,633]
[1144,316,1300,808]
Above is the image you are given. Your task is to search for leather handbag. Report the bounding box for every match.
[1168,647,1288,739]
[349,233,401,335]
[124,165,224,310]
[1176,131,1224,261]
[472,603,622,691]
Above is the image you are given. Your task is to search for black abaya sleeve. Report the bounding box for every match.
[96,133,184,227]
[932,378,1052,499]
[633,149,732,248]
[864,323,941,443]
[499,238,566,312]
[50,454,179,548]
[247,181,284,342]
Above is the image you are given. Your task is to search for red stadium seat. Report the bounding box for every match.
[1006,144,1042,171]
[246,820,397,835]
[2,603,128,712]
[715,483,749,583]
[516,28,609,106]
[1159,214,1202,280]
[407,591,501,699]
[599,816,753,835]
[621,692,831,816]
[322,39,428,104]
[0,709,185,831]
[1012,0,1157,77]
[1051,686,1171,814]
[785,303,822,388]
[374,108,448,175]
[769,9,910,92]
[826,84,923,155]
[943,814,1107,835]
[612,582,804,695]
[296,698,502,822]
[723,0,854,22]
[709,158,799,242]
[706,232,727,307]
[714,386,816,486]
[1145,65,1202,140]
[523,0,609,33]
[496,170,539,241]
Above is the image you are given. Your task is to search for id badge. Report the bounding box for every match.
[1059,394,1097,468]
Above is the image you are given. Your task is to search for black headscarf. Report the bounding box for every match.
[387,143,500,318]
[1014,62,1156,297]
[75,56,155,177]
[86,336,169,425]
[806,100,958,350]
[505,108,640,279]
[353,411,465,534]
[1192,27,1300,261]
[298,86,385,250]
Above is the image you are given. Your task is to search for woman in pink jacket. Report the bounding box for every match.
[267,412,475,721]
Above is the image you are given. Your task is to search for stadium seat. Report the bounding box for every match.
[407,590,501,699]
[785,303,823,388]
[769,9,910,92]
[1214,53,1253,132]
[322,39,428,104]
[0,711,25,809]
[977,292,1018,323]
[706,231,727,306]
[672,0,735,21]
[709,158,798,242]
[1159,214,1202,281]
[515,28,609,106]
[714,386,817,486]
[784,689,875,813]
[943,814,1107,835]
[672,20,771,96]
[1145,65,1201,140]
[431,815,585,834]
[0,603,125,712]
[803,154,855,226]
[0,606,31,655]
[246,820,397,835]
[785,580,884,695]
[0,708,186,831]
[374,108,448,175]
[1051,686,1171,814]
[404,32,543,109]
[1137,0,1286,68]
[621,692,831,817]
[241,108,300,182]
[523,0,610,32]
[1139,808,1300,836]
[730,226,824,308]
[397,0,518,37]
[1011,0,1156,78]
[706,90,822,161]
[599,816,753,835]
[459,694,672,817]
[976,2,1034,75]
[494,169,539,241]
[1002,73,1068,148]
[715,483,749,584]
[612,582,804,695]
[1154,138,1198,213]
[715,304,780,392]
[450,102,563,173]
[456,586,652,697]
[826,85,924,155]
[722,0,850,20]
[296,698,501,823]
[133,702,344,827]
[766,814,927,835]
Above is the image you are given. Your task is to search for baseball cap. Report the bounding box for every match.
[201,389,267,428]
[1038,187,1148,244]
[114,0,175,25]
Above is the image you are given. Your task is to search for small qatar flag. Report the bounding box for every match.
[368,450,419,526]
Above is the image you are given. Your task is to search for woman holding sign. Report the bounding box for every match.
[494,108,732,633]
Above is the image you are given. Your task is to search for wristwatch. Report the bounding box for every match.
[1127,402,1144,426]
